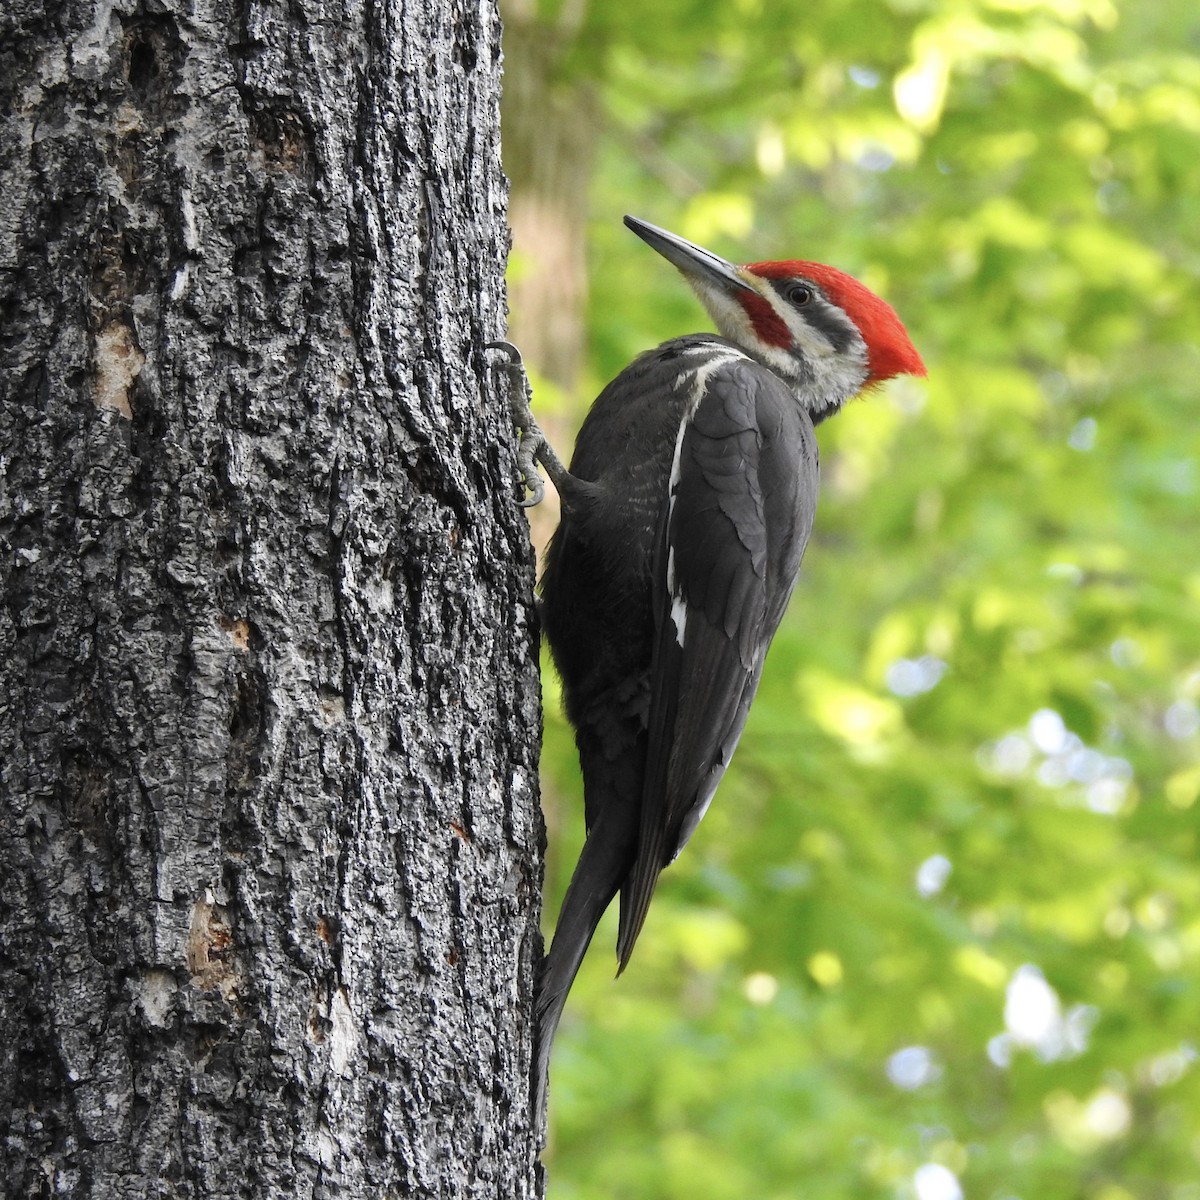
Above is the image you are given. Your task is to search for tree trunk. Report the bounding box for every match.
[0,2,544,1197]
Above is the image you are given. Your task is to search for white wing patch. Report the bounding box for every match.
[670,594,689,646]
[666,545,687,645]
[682,347,747,406]
[664,348,746,650]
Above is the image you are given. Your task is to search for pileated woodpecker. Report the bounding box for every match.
[493,216,925,1113]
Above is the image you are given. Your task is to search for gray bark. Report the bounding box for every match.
[0,1,544,1197]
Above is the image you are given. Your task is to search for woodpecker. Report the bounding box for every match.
[493,216,925,1113]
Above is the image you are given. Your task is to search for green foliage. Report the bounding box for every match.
[527,1,1200,1195]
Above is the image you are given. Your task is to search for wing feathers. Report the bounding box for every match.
[616,358,819,968]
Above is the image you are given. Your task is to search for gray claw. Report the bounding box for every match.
[516,430,546,508]
[486,340,567,507]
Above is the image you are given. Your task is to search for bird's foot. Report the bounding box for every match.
[486,340,569,508]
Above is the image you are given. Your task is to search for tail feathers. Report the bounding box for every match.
[614,852,663,974]
[534,817,633,1119]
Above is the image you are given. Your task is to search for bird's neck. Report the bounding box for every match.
[730,338,864,425]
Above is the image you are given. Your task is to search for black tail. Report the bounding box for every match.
[534,809,636,1118]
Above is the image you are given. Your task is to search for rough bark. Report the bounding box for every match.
[0,1,544,1197]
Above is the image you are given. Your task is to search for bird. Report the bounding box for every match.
[490,215,926,1115]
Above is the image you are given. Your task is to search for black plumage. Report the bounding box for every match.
[536,336,819,1103]
[518,215,925,1117]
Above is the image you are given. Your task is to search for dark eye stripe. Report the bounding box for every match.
[770,279,859,354]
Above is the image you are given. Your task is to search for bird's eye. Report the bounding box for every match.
[786,284,814,306]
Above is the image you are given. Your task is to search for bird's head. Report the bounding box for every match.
[625,215,926,420]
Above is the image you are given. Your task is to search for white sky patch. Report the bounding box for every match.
[1165,700,1199,740]
[743,972,779,1006]
[986,1034,1014,1069]
[887,655,947,697]
[1143,1043,1197,1088]
[1069,416,1098,450]
[1084,1088,1131,1140]
[981,732,1034,777]
[1029,708,1070,754]
[915,854,952,898]
[1005,964,1061,1047]
[991,964,1097,1065]
[887,1044,941,1090]
[913,1163,962,1200]
[857,144,896,172]
[1111,637,1144,668]
[977,709,1135,815]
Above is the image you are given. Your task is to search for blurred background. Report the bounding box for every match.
[498,1,1200,1196]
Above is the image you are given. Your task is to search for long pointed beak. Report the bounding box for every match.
[624,216,753,296]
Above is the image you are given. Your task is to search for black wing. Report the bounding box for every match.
[616,356,820,968]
